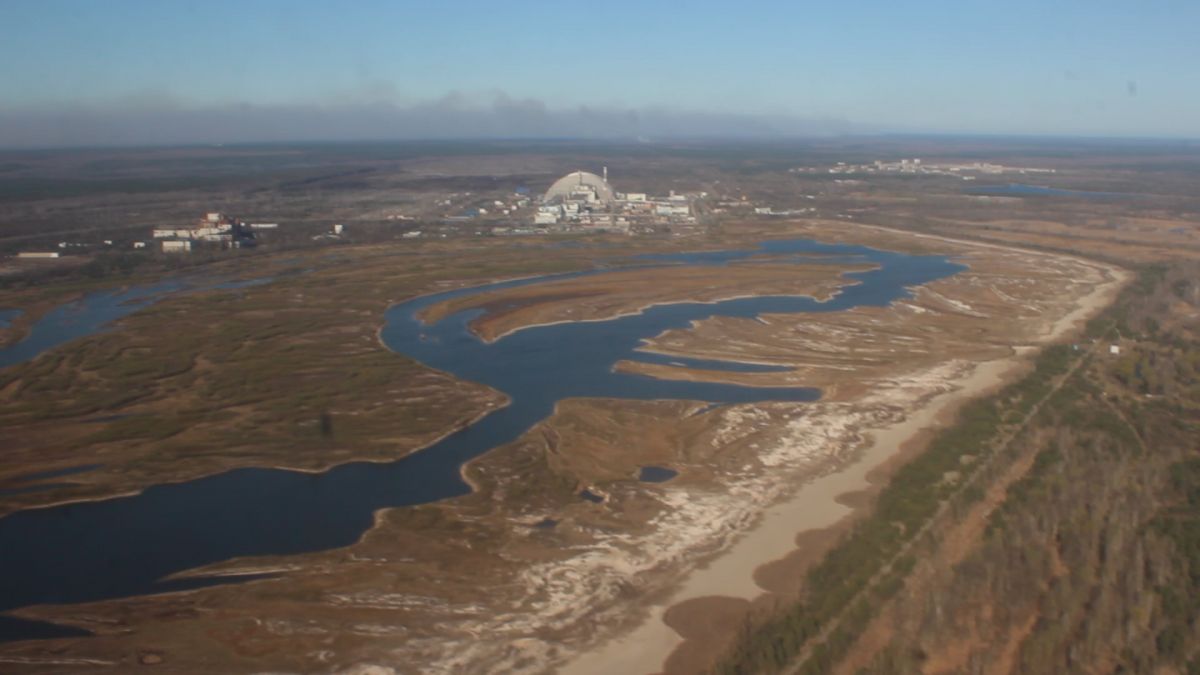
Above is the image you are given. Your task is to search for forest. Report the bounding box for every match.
[714,262,1200,674]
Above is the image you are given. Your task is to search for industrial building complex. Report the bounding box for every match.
[152,213,264,251]
[533,169,698,233]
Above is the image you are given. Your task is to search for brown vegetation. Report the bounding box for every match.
[418,262,872,342]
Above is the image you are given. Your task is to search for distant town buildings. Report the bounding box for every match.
[9,212,278,261]
[791,159,1057,178]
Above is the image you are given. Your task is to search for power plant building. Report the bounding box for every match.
[535,168,696,231]
[542,171,616,206]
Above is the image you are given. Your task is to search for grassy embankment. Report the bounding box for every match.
[713,263,1200,674]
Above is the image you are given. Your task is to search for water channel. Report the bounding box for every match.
[0,238,963,640]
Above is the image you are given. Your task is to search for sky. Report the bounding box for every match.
[1,0,1198,147]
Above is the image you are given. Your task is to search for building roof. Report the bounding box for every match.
[543,171,614,204]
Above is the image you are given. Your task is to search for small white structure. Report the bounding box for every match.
[1109,344,1121,355]
[156,220,237,240]
[249,223,279,229]
[656,204,690,216]
[17,251,60,259]
[132,241,147,249]
[535,204,562,225]
[162,240,192,253]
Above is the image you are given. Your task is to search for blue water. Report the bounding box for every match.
[968,183,1129,199]
[0,309,21,330]
[0,283,183,369]
[0,238,962,641]
[638,466,679,483]
[0,277,273,370]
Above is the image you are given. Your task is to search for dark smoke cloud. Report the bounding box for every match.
[0,92,862,149]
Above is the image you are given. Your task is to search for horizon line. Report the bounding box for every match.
[2,131,1198,154]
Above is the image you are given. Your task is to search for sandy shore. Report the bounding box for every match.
[559,358,1013,675]
[558,243,1127,675]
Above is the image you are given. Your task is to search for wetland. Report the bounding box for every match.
[0,238,957,638]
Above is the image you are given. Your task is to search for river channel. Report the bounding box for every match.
[0,238,962,640]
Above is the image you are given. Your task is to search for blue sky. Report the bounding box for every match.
[1,0,1198,143]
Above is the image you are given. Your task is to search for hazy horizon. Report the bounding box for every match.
[2,0,1198,148]
[3,96,1199,152]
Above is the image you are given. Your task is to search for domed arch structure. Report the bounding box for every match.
[543,171,614,205]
